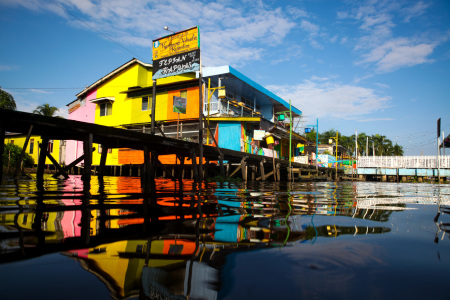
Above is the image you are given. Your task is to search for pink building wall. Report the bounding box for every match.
[65,89,97,164]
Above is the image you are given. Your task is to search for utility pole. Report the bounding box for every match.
[437,118,441,183]
[366,137,369,156]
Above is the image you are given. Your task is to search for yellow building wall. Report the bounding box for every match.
[5,136,62,166]
[88,62,197,166]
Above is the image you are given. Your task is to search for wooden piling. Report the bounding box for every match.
[0,127,5,183]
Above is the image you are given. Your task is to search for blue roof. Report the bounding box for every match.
[202,66,302,116]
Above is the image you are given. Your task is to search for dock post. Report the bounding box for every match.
[241,157,247,182]
[36,137,49,187]
[276,163,281,182]
[219,155,225,177]
[99,144,108,179]
[0,127,4,183]
[191,150,199,182]
[260,159,266,181]
[82,133,93,193]
[142,145,151,184]
[150,151,158,181]
[14,124,33,177]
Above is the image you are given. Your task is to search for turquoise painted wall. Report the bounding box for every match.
[218,122,241,151]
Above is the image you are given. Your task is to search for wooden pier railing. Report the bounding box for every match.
[0,109,336,184]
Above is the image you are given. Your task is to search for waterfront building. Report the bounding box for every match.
[65,58,308,167]
[5,133,65,167]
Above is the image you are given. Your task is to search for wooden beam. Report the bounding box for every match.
[98,144,109,177]
[227,164,242,178]
[82,133,93,181]
[36,137,49,184]
[219,156,224,177]
[46,151,68,179]
[0,127,4,183]
[256,170,274,181]
[156,158,176,181]
[14,124,33,176]
[241,157,248,182]
[259,159,266,181]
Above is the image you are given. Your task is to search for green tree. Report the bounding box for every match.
[0,88,17,110]
[3,143,34,168]
[392,144,404,156]
[302,128,404,157]
[33,103,59,116]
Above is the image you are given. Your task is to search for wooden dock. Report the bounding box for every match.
[0,109,339,184]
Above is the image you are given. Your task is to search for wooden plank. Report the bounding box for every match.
[46,152,68,179]
[36,137,49,184]
[14,124,33,176]
[0,127,4,182]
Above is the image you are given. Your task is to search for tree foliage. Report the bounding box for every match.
[304,129,404,156]
[3,143,34,168]
[0,88,17,110]
[33,103,59,116]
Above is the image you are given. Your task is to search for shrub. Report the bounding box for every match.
[3,143,35,168]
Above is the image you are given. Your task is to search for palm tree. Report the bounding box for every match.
[392,144,404,156]
[33,104,59,116]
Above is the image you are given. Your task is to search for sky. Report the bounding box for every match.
[0,0,449,156]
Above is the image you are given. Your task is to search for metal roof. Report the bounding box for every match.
[202,66,302,117]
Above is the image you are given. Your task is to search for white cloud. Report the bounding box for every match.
[0,64,18,71]
[300,20,319,34]
[359,38,435,72]
[267,78,390,120]
[30,89,52,94]
[402,1,430,22]
[4,0,296,67]
[337,1,440,73]
[16,100,40,113]
[358,117,394,122]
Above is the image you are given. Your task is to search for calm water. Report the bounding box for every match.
[0,175,449,300]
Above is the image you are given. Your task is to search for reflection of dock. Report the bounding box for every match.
[0,109,337,183]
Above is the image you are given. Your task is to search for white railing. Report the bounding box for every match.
[357,156,450,169]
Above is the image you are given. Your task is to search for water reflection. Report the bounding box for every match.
[0,176,449,299]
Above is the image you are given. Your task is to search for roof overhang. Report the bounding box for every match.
[76,58,152,99]
[90,97,115,103]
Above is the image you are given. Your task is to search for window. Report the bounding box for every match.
[142,96,152,111]
[48,140,54,153]
[100,102,112,116]
[29,139,34,154]
[98,145,112,154]
[180,90,187,99]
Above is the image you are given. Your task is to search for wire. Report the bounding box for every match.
[46,0,145,61]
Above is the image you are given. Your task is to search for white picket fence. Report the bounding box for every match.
[357,156,450,169]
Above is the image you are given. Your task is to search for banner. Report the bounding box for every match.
[253,130,265,141]
[152,27,199,61]
[152,26,200,79]
[152,49,200,79]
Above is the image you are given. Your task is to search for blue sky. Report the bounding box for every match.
[1,0,449,155]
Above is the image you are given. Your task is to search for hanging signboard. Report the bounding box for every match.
[173,96,187,114]
[152,49,200,79]
[152,26,200,80]
[254,130,265,141]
